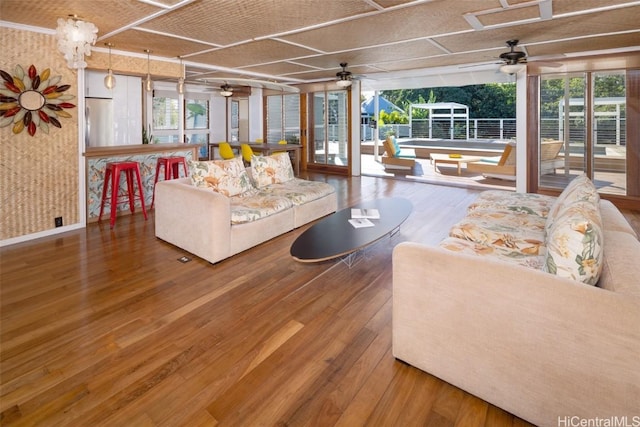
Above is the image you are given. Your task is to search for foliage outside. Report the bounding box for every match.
[374,83,517,124]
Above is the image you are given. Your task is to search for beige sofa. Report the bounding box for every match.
[154,154,337,264]
[392,175,640,426]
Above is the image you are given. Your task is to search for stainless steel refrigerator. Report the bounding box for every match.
[85,97,114,147]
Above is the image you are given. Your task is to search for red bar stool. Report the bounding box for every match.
[98,161,148,228]
[151,156,188,208]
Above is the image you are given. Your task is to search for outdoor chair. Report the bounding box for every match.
[467,141,516,180]
[540,140,565,174]
[381,136,416,170]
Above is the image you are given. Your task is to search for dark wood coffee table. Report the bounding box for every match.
[290,197,412,264]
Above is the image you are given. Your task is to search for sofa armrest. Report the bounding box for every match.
[155,178,232,263]
[392,242,640,426]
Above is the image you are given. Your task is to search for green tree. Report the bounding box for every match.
[381,83,516,118]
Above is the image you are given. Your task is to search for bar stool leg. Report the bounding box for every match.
[126,168,135,214]
[133,164,148,220]
[98,166,111,222]
[109,167,119,228]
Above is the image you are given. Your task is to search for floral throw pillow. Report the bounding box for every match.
[547,175,599,221]
[250,153,294,188]
[187,157,254,196]
[543,200,604,285]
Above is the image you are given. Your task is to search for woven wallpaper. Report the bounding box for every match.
[1,27,79,240]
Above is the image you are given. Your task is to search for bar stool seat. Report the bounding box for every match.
[152,156,188,208]
[98,161,148,228]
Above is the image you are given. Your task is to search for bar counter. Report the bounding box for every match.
[84,144,199,221]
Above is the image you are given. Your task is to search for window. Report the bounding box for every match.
[266,94,300,144]
[185,95,209,159]
[152,90,180,143]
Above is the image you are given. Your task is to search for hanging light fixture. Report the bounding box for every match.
[220,84,233,97]
[144,49,153,92]
[104,43,116,89]
[55,14,98,69]
[176,56,185,95]
[336,62,352,88]
[500,63,526,75]
[499,39,527,75]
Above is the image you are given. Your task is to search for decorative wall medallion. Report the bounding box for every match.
[0,64,76,136]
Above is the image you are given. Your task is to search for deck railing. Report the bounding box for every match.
[362,117,626,145]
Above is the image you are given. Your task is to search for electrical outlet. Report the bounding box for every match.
[55,217,63,227]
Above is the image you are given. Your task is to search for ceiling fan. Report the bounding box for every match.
[336,62,352,87]
[499,39,527,74]
[196,77,300,95]
[200,81,251,97]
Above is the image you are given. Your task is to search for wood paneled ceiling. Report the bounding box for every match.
[2,0,639,90]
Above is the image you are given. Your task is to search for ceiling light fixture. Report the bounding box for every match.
[336,62,352,88]
[144,49,153,92]
[500,63,526,74]
[104,43,116,89]
[176,56,185,95]
[220,84,233,97]
[55,14,98,69]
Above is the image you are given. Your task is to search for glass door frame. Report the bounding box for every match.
[306,89,351,175]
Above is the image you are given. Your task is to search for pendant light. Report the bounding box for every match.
[104,43,116,89]
[144,49,153,92]
[176,56,185,95]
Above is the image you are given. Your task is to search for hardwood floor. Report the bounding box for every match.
[1,174,638,426]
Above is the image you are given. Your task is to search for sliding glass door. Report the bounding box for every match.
[538,71,627,196]
[308,90,349,171]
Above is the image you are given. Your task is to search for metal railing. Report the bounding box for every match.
[361,117,626,145]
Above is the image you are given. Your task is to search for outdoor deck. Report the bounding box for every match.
[360,139,628,196]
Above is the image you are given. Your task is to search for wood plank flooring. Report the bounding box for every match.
[1,174,638,426]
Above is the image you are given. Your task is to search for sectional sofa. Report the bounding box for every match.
[392,175,640,426]
[154,153,337,264]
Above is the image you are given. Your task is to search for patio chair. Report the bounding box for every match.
[467,141,516,180]
[381,136,416,170]
[540,140,565,174]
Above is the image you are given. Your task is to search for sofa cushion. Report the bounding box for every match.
[229,191,293,225]
[439,236,546,269]
[449,212,546,253]
[258,178,335,206]
[467,190,556,218]
[188,157,254,196]
[251,153,295,188]
[546,174,599,231]
[543,200,604,285]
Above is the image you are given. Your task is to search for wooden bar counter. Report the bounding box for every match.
[84,144,199,221]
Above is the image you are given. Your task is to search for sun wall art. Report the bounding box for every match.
[0,64,76,137]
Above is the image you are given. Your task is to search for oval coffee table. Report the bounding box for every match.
[290,197,412,265]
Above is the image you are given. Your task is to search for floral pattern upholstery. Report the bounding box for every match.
[188,157,254,196]
[229,190,292,224]
[185,155,333,225]
[467,190,555,218]
[439,237,546,269]
[546,174,599,233]
[441,174,604,285]
[544,200,603,285]
[449,212,546,253]
[251,153,295,188]
[258,179,335,205]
